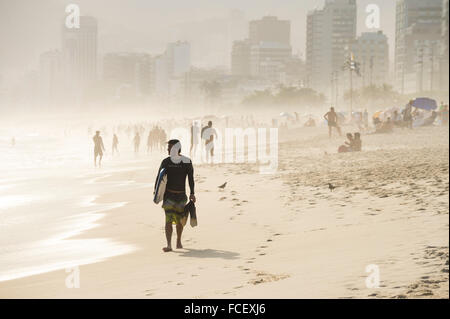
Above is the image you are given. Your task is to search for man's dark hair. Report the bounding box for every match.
[168,139,180,147]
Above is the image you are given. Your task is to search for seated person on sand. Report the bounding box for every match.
[373,116,381,127]
[353,132,362,152]
[375,117,394,134]
[338,133,354,153]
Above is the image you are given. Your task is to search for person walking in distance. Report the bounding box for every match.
[112,133,119,156]
[133,132,141,154]
[190,121,200,158]
[93,131,106,167]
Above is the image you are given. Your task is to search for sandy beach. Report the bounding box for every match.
[0,124,448,299]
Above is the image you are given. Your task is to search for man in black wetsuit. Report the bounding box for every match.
[155,139,196,252]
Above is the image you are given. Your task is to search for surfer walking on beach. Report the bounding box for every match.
[93,131,106,167]
[324,107,342,138]
[155,139,196,252]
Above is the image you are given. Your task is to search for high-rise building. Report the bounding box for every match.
[231,16,294,84]
[39,50,63,106]
[395,0,443,93]
[249,16,291,46]
[166,41,191,78]
[152,41,191,102]
[250,42,292,82]
[61,16,98,103]
[231,39,251,77]
[102,53,154,98]
[351,31,389,87]
[306,0,357,96]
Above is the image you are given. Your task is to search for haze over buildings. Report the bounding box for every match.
[0,0,448,113]
[394,0,445,94]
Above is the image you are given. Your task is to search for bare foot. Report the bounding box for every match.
[176,241,183,249]
[162,247,172,252]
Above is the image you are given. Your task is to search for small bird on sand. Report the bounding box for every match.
[218,182,227,190]
[328,183,336,192]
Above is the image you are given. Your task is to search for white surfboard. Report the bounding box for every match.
[153,168,167,204]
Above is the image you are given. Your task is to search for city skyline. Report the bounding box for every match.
[1,0,397,81]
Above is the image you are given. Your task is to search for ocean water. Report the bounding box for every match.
[0,132,156,282]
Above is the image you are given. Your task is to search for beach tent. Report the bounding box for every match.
[410,98,438,111]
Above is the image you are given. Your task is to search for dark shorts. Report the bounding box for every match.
[94,147,103,156]
[162,192,188,224]
[328,121,338,127]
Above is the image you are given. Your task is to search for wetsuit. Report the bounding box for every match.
[155,156,195,195]
[155,156,195,224]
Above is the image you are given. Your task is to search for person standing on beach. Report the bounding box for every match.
[201,121,217,163]
[155,139,196,252]
[190,121,200,157]
[439,104,449,126]
[363,109,369,129]
[133,132,141,153]
[93,131,105,167]
[147,130,153,153]
[402,101,413,129]
[112,134,119,156]
[324,107,342,138]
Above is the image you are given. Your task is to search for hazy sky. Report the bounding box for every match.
[0,0,396,81]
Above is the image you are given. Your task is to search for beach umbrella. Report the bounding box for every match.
[410,98,438,111]
[279,112,295,119]
[373,111,384,119]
